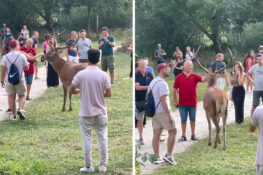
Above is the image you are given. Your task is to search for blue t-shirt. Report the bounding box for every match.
[32,38,38,49]
[4,33,12,40]
[146,66,155,77]
[66,39,77,57]
[98,35,115,56]
[210,61,226,74]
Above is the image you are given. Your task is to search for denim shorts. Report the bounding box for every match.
[179,106,197,123]
[25,73,33,85]
[34,60,38,67]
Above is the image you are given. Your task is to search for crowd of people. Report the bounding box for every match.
[0,23,120,173]
[136,43,263,172]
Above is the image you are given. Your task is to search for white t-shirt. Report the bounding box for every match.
[1,51,28,81]
[149,76,171,114]
[76,38,92,60]
[72,66,111,117]
[251,106,263,166]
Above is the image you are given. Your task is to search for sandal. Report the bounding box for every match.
[191,135,199,141]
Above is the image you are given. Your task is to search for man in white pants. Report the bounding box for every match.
[250,106,263,175]
[70,49,111,173]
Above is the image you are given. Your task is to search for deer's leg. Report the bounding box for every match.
[206,116,212,146]
[217,117,221,144]
[62,84,67,112]
[223,116,227,150]
[212,117,220,148]
[69,87,72,111]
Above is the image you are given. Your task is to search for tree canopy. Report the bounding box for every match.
[136,0,263,57]
[0,0,132,35]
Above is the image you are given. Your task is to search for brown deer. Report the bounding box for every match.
[42,41,88,112]
[193,47,233,149]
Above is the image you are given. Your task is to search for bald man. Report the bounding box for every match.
[135,59,154,145]
[173,61,207,142]
[20,39,43,100]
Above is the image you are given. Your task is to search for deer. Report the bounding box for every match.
[42,40,88,112]
[193,47,233,149]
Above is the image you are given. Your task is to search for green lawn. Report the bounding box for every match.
[0,52,133,175]
[155,118,258,175]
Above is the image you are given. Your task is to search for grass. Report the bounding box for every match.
[155,118,258,175]
[0,51,133,175]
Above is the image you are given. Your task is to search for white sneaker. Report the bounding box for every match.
[99,165,107,173]
[154,157,165,164]
[10,116,17,121]
[163,154,177,166]
[80,166,94,172]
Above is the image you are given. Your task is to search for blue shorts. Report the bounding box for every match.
[25,73,33,85]
[34,60,39,67]
[179,106,197,123]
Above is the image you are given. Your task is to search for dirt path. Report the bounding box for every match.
[136,91,253,174]
[0,66,48,121]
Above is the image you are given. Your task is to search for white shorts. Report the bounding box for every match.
[217,77,225,90]
[68,55,77,63]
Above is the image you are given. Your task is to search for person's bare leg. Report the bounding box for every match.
[181,123,186,136]
[167,129,176,156]
[26,84,31,98]
[8,94,16,116]
[35,66,38,79]
[152,128,163,156]
[190,121,195,136]
[110,72,114,83]
[18,95,25,110]
[137,120,143,140]
[246,78,249,91]
[7,95,11,110]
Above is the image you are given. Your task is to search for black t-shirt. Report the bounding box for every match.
[32,38,39,49]
[173,62,184,77]
[135,71,154,102]
[18,38,26,47]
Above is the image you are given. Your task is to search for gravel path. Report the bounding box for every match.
[0,67,48,121]
[136,91,253,174]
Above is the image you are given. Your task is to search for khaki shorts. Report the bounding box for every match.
[101,55,115,72]
[6,81,26,96]
[152,112,176,130]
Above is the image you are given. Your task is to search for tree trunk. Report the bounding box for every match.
[210,34,222,53]
[87,7,92,33]
[96,13,99,39]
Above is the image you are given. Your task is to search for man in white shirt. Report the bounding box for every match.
[1,40,29,120]
[76,29,92,63]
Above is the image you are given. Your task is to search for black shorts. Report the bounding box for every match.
[252,91,263,106]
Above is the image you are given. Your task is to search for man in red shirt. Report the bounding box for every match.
[20,39,43,100]
[173,60,207,142]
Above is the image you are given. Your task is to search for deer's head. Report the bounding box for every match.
[41,39,78,63]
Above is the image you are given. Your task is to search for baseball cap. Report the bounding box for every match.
[157,63,171,73]
[9,40,17,49]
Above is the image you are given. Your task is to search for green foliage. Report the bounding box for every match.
[0,0,132,35]
[136,0,263,57]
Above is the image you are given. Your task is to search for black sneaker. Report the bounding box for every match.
[191,135,199,141]
[5,108,11,113]
[178,136,187,142]
[17,111,25,120]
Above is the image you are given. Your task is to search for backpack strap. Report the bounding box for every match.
[149,79,163,109]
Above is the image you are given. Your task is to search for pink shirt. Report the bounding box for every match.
[72,66,111,117]
[42,41,48,51]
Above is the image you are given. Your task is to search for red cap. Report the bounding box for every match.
[9,40,17,49]
[157,63,171,73]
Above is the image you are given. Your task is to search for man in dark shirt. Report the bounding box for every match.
[135,59,154,145]
[66,31,78,63]
[209,53,229,90]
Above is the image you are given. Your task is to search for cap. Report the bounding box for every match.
[259,45,263,50]
[101,26,108,31]
[157,63,171,73]
[9,40,17,49]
